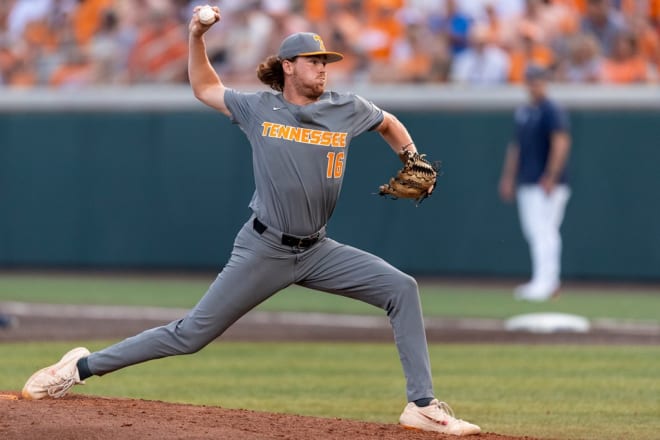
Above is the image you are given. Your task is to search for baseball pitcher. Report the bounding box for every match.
[22,6,479,436]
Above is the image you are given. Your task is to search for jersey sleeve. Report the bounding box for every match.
[223,88,262,129]
[548,103,570,133]
[349,94,384,137]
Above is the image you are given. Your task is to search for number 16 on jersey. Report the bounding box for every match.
[326,151,345,179]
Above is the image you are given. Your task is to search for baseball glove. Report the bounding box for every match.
[378,150,439,204]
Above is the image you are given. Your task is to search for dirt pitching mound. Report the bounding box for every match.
[0,392,538,440]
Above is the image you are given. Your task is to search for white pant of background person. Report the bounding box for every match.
[516,184,571,300]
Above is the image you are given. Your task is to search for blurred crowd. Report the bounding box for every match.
[1,0,659,88]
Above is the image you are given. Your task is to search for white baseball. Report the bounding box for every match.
[198,6,215,25]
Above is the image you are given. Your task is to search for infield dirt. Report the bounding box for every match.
[0,392,541,440]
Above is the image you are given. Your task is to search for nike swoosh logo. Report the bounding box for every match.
[421,413,448,426]
[273,107,283,110]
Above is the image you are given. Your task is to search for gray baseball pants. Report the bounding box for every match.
[86,216,434,402]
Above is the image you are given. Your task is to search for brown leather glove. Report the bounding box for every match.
[378,150,439,204]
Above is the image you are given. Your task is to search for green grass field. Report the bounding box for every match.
[1,342,658,440]
[1,273,659,439]
[0,272,659,321]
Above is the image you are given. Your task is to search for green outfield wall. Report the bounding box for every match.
[1,104,659,280]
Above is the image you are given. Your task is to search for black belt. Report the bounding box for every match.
[253,218,321,248]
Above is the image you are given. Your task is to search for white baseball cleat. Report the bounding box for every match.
[22,347,90,400]
[515,282,560,302]
[399,399,481,436]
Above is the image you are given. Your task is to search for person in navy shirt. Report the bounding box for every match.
[499,64,572,301]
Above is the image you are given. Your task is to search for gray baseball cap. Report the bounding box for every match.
[278,32,343,63]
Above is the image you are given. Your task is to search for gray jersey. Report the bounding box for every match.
[224,89,384,236]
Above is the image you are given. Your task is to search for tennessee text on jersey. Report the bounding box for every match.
[261,122,347,148]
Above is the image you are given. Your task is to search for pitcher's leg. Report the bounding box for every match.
[87,224,295,375]
[297,240,433,402]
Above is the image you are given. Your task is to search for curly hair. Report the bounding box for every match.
[256,55,286,91]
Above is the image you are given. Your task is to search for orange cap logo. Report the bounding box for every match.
[313,35,326,51]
